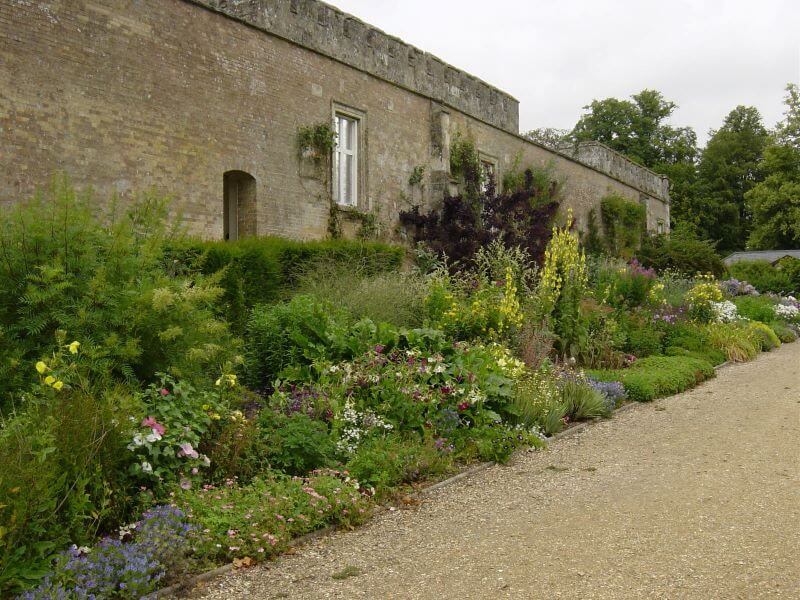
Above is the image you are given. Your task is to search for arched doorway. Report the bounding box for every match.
[223,170,257,241]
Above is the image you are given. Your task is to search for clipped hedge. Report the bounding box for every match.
[169,237,405,331]
[588,355,715,403]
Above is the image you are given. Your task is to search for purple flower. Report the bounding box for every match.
[177,442,199,459]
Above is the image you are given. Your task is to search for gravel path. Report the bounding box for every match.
[194,343,800,599]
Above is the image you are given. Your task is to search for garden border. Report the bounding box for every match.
[149,358,734,598]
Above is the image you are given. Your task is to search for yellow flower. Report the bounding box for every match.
[35,361,48,374]
[52,381,64,391]
[67,341,80,354]
[44,375,56,385]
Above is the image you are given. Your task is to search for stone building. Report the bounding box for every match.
[0,0,670,240]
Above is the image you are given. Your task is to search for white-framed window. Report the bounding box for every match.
[333,113,359,206]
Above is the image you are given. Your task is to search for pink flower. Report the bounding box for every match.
[180,478,192,490]
[160,388,170,396]
[141,416,166,436]
[178,442,199,459]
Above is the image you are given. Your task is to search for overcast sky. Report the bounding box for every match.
[331,0,799,145]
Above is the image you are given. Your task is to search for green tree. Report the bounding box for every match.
[524,127,570,150]
[570,89,697,168]
[693,106,769,251]
[745,84,800,249]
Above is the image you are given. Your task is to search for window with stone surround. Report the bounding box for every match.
[480,157,497,194]
[333,113,359,206]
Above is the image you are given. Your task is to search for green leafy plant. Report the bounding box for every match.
[559,379,612,420]
[600,194,646,258]
[346,433,453,499]
[258,413,338,476]
[733,296,779,322]
[297,122,337,161]
[449,132,483,200]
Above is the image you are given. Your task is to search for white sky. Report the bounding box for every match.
[330,0,800,145]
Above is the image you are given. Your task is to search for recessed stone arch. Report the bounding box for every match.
[223,170,257,240]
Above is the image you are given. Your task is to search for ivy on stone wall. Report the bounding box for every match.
[449,132,483,201]
[598,194,646,258]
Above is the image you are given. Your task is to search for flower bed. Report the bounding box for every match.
[2,182,799,599]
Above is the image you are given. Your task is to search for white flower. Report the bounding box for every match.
[433,364,446,374]
[775,303,799,320]
[145,431,162,443]
[711,300,739,323]
[141,461,153,474]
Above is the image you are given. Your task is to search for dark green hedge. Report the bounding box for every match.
[169,237,405,332]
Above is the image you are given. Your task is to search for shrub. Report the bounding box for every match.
[586,378,626,410]
[169,238,405,332]
[345,434,453,498]
[621,316,664,358]
[615,355,714,402]
[243,296,348,390]
[425,270,523,343]
[727,260,797,295]
[746,322,781,351]
[399,173,559,268]
[706,323,759,362]
[637,230,725,278]
[0,179,239,406]
[733,296,778,323]
[685,276,724,323]
[258,413,338,476]
[455,424,540,463]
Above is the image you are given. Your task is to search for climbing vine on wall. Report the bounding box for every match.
[449,132,483,201]
[599,194,646,258]
[297,122,337,162]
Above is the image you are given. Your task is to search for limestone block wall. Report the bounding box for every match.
[0,0,669,241]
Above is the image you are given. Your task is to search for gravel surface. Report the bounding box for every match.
[192,343,800,599]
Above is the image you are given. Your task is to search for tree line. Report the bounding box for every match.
[526,84,800,253]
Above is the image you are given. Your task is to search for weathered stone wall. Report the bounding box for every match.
[0,0,669,241]
[189,0,519,134]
